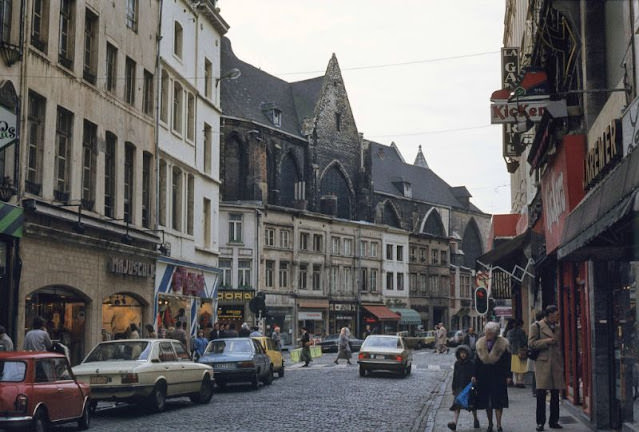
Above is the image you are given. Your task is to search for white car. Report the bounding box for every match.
[72,339,214,412]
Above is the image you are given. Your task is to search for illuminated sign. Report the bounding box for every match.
[217,290,254,303]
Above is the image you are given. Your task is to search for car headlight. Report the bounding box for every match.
[121,373,139,384]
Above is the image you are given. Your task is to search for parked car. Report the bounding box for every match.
[252,336,284,377]
[316,334,364,353]
[198,338,272,389]
[399,330,436,349]
[447,330,464,347]
[0,351,91,431]
[357,335,412,377]
[72,339,214,412]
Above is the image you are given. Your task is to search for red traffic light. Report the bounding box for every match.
[474,287,488,315]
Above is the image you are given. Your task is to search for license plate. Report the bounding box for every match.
[214,363,233,369]
[90,376,109,384]
[369,354,376,359]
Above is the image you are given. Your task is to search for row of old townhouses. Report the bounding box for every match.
[484,0,639,429]
[0,0,491,365]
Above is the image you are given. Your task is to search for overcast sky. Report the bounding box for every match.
[218,0,510,215]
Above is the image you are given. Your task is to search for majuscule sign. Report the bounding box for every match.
[109,257,154,278]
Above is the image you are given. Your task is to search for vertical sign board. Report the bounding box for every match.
[622,96,639,156]
[0,105,17,151]
[501,48,520,157]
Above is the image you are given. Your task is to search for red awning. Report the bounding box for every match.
[362,305,400,321]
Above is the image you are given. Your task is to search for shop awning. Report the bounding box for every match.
[0,201,22,237]
[476,231,529,268]
[297,298,329,309]
[390,308,422,325]
[559,148,639,260]
[362,304,400,321]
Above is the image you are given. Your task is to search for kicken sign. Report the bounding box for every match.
[0,105,17,150]
[490,99,568,124]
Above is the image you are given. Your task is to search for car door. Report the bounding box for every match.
[52,357,83,420]
[34,358,63,421]
[172,341,200,394]
[158,341,180,396]
[252,340,269,377]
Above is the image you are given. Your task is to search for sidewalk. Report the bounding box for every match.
[428,374,594,432]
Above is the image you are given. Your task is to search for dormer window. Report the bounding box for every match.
[261,102,281,127]
[403,182,412,198]
[272,109,281,127]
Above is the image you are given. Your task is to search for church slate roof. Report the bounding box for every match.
[368,140,484,213]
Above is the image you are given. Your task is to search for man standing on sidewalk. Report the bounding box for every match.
[529,305,565,431]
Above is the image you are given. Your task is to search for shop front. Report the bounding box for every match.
[297,298,328,338]
[217,288,254,331]
[0,202,22,345]
[265,293,294,346]
[390,307,422,335]
[329,301,357,335]
[360,304,399,335]
[154,257,220,338]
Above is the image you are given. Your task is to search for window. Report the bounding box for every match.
[461,274,471,298]
[386,244,393,260]
[299,232,309,251]
[172,82,183,133]
[160,70,168,123]
[298,263,308,290]
[370,242,378,258]
[396,245,404,261]
[429,275,439,294]
[171,167,182,231]
[410,247,416,262]
[203,123,211,174]
[344,267,352,293]
[441,250,448,265]
[344,238,353,256]
[58,0,74,67]
[81,120,97,210]
[410,273,417,293]
[52,357,72,381]
[420,247,427,263]
[158,160,167,226]
[83,8,98,84]
[360,268,368,291]
[238,260,251,288]
[0,1,10,44]
[264,228,275,247]
[313,234,323,252]
[331,266,339,291]
[229,213,242,242]
[186,174,194,235]
[104,132,116,217]
[397,273,404,291]
[54,106,73,201]
[31,0,48,52]
[272,109,281,127]
[204,58,212,99]
[143,70,153,115]
[331,237,340,255]
[431,249,439,265]
[278,262,289,288]
[219,258,231,287]
[386,272,394,290]
[106,43,117,93]
[125,57,136,105]
[360,240,368,257]
[142,152,151,227]
[186,93,195,141]
[279,230,290,249]
[27,91,45,193]
[173,21,182,58]
[124,143,135,223]
[335,112,341,131]
[126,0,137,31]
[203,198,211,248]
[420,274,427,294]
[265,260,274,288]
[35,359,55,382]
[312,265,321,291]
[370,269,378,293]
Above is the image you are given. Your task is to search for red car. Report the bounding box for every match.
[0,351,91,431]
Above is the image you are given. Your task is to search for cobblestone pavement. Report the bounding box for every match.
[47,348,456,432]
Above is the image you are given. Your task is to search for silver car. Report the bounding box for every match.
[357,335,412,377]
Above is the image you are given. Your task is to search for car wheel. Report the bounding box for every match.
[88,399,98,415]
[407,363,412,376]
[263,366,274,385]
[359,366,367,377]
[78,401,91,430]
[251,372,259,390]
[190,375,214,404]
[278,362,285,378]
[31,408,48,432]
[146,381,167,412]
[400,365,408,377]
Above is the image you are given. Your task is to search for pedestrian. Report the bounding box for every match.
[300,327,312,367]
[145,324,156,338]
[209,322,222,341]
[226,323,239,338]
[239,322,251,337]
[128,323,140,339]
[174,322,187,345]
[192,329,208,359]
[463,327,479,357]
[448,344,480,431]
[529,305,565,431]
[23,316,53,352]
[0,325,13,351]
[530,310,546,397]
[271,326,282,350]
[250,326,262,337]
[472,321,510,432]
[101,328,112,341]
[437,322,449,354]
[507,319,528,388]
[334,327,353,365]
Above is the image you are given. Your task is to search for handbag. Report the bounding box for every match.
[454,382,478,410]
[518,347,528,360]
[527,322,541,360]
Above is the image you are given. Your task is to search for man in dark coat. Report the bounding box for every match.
[300,327,312,367]
[473,321,510,432]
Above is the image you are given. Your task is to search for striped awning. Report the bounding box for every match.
[0,202,22,237]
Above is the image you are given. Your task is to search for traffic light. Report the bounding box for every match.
[474,287,488,315]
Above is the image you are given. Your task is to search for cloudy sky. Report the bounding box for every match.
[218,0,510,215]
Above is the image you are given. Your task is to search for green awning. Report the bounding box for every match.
[390,308,422,326]
[0,202,22,237]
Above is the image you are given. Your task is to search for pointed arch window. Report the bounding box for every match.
[320,165,351,219]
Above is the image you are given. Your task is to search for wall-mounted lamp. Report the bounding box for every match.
[215,68,241,87]
[143,229,171,256]
[54,200,85,234]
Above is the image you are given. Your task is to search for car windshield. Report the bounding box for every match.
[84,341,151,362]
[205,339,253,354]
[0,361,26,382]
[363,336,401,349]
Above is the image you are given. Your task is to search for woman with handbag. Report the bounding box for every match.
[507,319,528,388]
[334,327,352,365]
[300,327,312,367]
[448,344,480,431]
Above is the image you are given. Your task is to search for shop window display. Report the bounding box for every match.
[102,294,144,340]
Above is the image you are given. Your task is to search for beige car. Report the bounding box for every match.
[72,339,214,412]
[252,336,284,377]
[357,335,412,377]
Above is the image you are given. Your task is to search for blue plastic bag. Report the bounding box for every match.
[454,382,476,410]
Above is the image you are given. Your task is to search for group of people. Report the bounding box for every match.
[447,305,565,432]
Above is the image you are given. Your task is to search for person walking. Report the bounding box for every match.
[249,326,262,337]
[271,326,282,351]
[334,327,353,365]
[507,319,528,388]
[0,325,13,351]
[472,321,510,432]
[128,323,140,339]
[239,322,251,337]
[447,344,480,431]
[300,327,312,367]
[209,322,222,340]
[529,305,565,431]
[529,310,546,397]
[145,324,156,338]
[23,316,53,352]
[192,329,208,359]
[437,322,449,354]
[463,327,479,358]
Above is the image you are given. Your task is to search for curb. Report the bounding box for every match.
[422,367,452,432]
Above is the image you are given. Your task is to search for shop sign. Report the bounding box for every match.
[217,289,254,304]
[109,257,154,278]
[217,306,244,320]
[329,303,356,312]
[501,48,521,157]
[0,105,17,150]
[584,119,621,189]
[172,266,205,296]
[622,96,639,156]
[298,311,322,321]
[491,100,567,124]
[335,315,353,320]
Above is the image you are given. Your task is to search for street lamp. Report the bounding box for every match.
[215,68,241,88]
